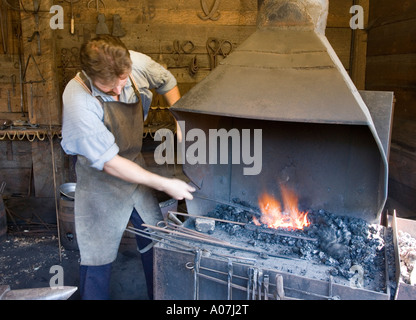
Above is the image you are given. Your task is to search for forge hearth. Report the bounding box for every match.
[147,205,393,300]
[149,0,396,300]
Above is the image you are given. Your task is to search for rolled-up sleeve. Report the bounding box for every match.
[61,79,119,170]
[130,51,177,95]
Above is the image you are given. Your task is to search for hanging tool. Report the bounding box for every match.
[171,40,195,66]
[188,55,199,77]
[7,90,11,112]
[87,0,105,12]
[112,14,126,37]
[32,0,40,27]
[95,13,109,35]
[22,54,46,121]
[27,31,41,56]
[65,0,80,35]
[206,37,233,70]
[198,0,221,21]
[10,75,16,96]
[15,28,25,116]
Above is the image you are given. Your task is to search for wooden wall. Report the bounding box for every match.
[366,0,416,217]
[0,1,367,216]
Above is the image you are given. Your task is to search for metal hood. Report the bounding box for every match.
[170,0,392,223]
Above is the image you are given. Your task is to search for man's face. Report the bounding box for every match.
[94,74,129,96]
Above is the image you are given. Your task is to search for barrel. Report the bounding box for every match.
[58,196,79,251]
[0,197,7,242]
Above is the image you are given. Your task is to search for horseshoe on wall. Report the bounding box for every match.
[198,0,221,21]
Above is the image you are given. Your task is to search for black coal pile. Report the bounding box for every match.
[208,200,387,285]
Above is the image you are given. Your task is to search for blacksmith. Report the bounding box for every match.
[61,35,195,300]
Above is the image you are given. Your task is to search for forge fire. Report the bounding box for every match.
[207,195,391,292]
[253,186,310,230]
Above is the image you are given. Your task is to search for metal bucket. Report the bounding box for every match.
[58,195,79,251]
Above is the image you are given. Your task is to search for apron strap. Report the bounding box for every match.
[74,72,105,104]
[74,72,142,106]
[128,74,143,107]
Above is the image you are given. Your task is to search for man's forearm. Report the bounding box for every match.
[163,85,180,106]
[103,155,168,191]
[103,154,195,200]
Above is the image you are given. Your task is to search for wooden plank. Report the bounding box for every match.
[389,144,416,193]
[390,89,416,120]
[367,18,416,56]
[0,168,31,195]
[327,0,354,28]
[389,178,416,215]
[68,7,258,26]
[0,140,32,168]
[391,118,416,151]
[325,27,352,70]
[31,138,64,198]
[366,54,416,89]
[369,0,416,28]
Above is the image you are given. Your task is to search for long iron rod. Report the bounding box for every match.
[168,211,246,226]
[140,223,300,261]
[168,211,317,242]
[126,226,258,264]
[192,194,262,217]
[142,223,237,247]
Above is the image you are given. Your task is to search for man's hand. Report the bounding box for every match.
[159,177,195,201]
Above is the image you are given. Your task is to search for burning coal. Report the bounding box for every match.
[208,199,387,287]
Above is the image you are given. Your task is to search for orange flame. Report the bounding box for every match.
[254,186,310,230]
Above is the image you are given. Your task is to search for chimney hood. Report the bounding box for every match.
[170,0,392,223]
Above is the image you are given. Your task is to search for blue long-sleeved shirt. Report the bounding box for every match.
[61,51,177,170]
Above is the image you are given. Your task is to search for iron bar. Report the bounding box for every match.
[126,226,257,264]
[192,194,262,218]
[141,223,301,261]
[160,220,229,244]
[142,223,233,247]
[244,224,318,242]
[168,210,246,226]
[168,211,318,242]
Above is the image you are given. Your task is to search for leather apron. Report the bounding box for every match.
[73,73,163,266]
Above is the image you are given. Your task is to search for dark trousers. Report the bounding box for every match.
[79,208,154,300]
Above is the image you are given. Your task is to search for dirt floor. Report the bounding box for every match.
[0,231,149,300]
[0,140,184,300]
